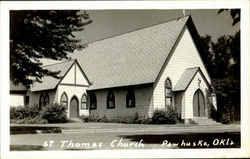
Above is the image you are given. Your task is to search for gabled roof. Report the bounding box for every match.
[72,16,190,90]
[31,60,75,92]
[173,67,199,91]
[30,16,208,91]
[173,67,210,91]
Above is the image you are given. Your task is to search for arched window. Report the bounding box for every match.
[165,78,172,106]
[81,93,88,109]
[126,89,135,108]
[107,90,115,109]
[60,92,68,109]
[39,93,45,108]
[39,92,50,108]
[90,93,97,110]
[44,92,50,105]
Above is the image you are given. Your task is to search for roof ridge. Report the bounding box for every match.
[85,15,190,45]
[42,59,75,68]
[186,66,200,70]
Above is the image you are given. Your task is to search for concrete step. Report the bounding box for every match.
[192,117,221,126]
[69,118,82,123]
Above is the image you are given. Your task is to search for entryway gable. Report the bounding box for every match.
[182,69,210,119]
[60,62,76,84]
[75,62,89,86]
[60,60,90,86]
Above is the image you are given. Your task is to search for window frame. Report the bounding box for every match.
[44,92,50,106]
[81,93,88,110]
[60,92,68,110]
[107,90,115,109]
[164,77,172,107]
[90,93,97,110]
[126,89,135,108]
[39,92,45,108]
[39,92,50,108]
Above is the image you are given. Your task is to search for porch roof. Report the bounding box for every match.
[173,67,200,91]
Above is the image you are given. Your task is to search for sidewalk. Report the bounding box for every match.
[10,122,240,134]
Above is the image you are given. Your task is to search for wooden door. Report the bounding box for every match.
[70,97,79,118]
[193,89,205,117]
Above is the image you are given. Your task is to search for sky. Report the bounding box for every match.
[76,9,240,44]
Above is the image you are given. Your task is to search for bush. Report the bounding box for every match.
[10,103,68,124]
[10,105,40,120]
[220,105,233,124]
[80,113,146,124]
[40,103,68,123]
[151,107,180,124]
[11,116,48,124]
[98,115,110,123]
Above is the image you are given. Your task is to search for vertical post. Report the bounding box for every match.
[182,9,186,17]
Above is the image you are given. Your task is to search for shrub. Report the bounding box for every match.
[10,103,69,124]
[98,115,110,123]
[40,103,68,123]
[10,105,40,120]
[220,105,233,124]
[80,115,90,122]
[133,112,140,123]
[10,106,18,119]
[151,107,180,124]
[80,113,143,124]
[28,105,40,118]
[140,116,152,124]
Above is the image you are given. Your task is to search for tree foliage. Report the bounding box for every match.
[218,9,240,26]
[200,9,241,122]
[200,31,240,122]
[10,10,92,87]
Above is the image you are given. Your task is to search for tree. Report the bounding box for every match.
[10,10,92,87]
[218,9,240,26]
[200,31,240,122]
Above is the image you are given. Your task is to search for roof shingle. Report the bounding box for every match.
[31,60,75,92]
[72,16,190,90]
[173,67,199,91]
[30,16,190,91]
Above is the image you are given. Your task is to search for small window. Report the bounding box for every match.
[25,96,29,106]
[44,92,50,105]
[39,93,45,108]
[90,93,97,110]
[126,89,135,108]
[81,93,88,109]
[107,90,115,109]
[165,78,172,106]
[39,92,50,108]
[60,92,68,109]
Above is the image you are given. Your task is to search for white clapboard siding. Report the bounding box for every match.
[60,64,75,84]
[10,94,25,107]
[90,86,154,118]
[60,63,89,85]
[183,71,209,119]
[57,85,89,117]
[153,26,210,109]
[29,90,57,106]
[75,63,89,85]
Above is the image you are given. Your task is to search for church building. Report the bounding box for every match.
[10,16,216,124]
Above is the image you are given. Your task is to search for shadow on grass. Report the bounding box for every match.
[119,132,240,148]
[10,145,45,151]
[10,126,61,135]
